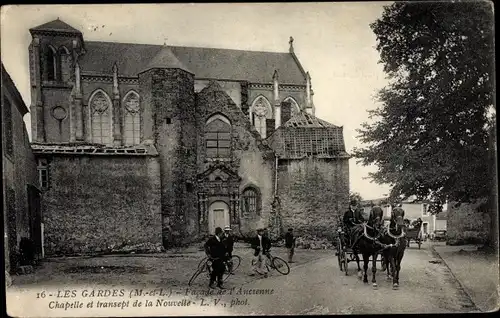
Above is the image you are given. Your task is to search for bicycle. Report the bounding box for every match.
[188,254,241,286]
[251,251,290,275]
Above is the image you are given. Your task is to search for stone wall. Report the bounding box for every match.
[447,199,491,245]
[277,157,349,241]
[140,68,198,248]
[42,87,73,143]
[194,80,242,108]
[40,155,162,255]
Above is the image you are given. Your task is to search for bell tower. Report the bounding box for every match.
[29,18,84,143]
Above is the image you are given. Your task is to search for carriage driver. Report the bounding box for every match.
[343,198,363,245]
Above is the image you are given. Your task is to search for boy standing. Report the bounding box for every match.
[285,228,296,263]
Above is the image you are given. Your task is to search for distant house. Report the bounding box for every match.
[361,195,447,238]
[360,198,391,220]
[433,211,447,232]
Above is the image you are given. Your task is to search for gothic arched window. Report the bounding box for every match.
[241,187,261,217]
[250,96,273,139]
[57,46,70,81]
[46,46,57,81]
[283,96,301,116]
[205,114,231,158]
[89,90,112,145]
[123,91,141,145]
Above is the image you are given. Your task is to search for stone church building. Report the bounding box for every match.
[28,19,350,255]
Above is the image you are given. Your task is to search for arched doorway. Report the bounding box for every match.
[208,201,230,235]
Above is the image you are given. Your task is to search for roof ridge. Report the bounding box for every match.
[30,18,81,34]
[85,40,291,55]
[283,111,340,128]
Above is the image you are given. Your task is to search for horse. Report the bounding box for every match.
[380,206,408,290]
[343,207,366,275]
[349,205,385,288]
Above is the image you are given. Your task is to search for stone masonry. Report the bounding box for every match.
[38,155,162,255]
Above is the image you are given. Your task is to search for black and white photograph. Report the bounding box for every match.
[1,2,497,316]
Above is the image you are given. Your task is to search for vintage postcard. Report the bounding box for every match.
[2,2,498,316]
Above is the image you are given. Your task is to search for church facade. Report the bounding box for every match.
[28,19,350,255]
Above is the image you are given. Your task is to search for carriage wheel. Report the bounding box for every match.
[343,251,349,276]
[337,237,344,271]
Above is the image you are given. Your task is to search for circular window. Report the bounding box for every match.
[52,106,67,120]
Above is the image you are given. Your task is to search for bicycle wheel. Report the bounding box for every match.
[189,260,209,286]
[229,255,241,272]
[271,256,290,275]
[188,267,204,286]
[197,257,208,270]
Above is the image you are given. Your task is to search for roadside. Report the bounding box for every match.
[431,242,499,312]
[9,243,332,289]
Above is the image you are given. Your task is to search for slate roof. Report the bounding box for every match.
[30,18,82,34]
[140,46,193,74]
[79,41,307,84]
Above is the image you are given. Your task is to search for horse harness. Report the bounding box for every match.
[353,222,406,253]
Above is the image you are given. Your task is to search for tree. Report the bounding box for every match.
[354,1,494,207]
[353,1,496,244]
[349,192,363,208]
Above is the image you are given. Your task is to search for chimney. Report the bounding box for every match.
[289,36,294,53]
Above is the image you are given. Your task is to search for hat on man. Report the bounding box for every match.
[215,227,223,235]
[350,198,358,206]
[224,226,232,231]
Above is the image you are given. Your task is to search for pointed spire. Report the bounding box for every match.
[311,89,315,116]
[306,71,311,107]
[273,69,281,129]
[273,69,279,81]
[113,62,119,97]
[289,36,294,53]
[273,70,279,103]
[75,61,81,95]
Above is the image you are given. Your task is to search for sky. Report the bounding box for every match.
[1,3,393,200]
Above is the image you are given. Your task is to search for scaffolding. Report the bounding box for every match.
[269,112,349,159]
[31,143,158,156]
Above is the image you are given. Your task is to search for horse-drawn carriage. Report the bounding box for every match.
[334,206,408,290]
[335,223,383,276]
[405,219,423,249]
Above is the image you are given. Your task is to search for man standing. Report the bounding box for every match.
[222,226,235,274]
[204,227,227,289]
[284,228,296,263]
[250,227,271,277]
